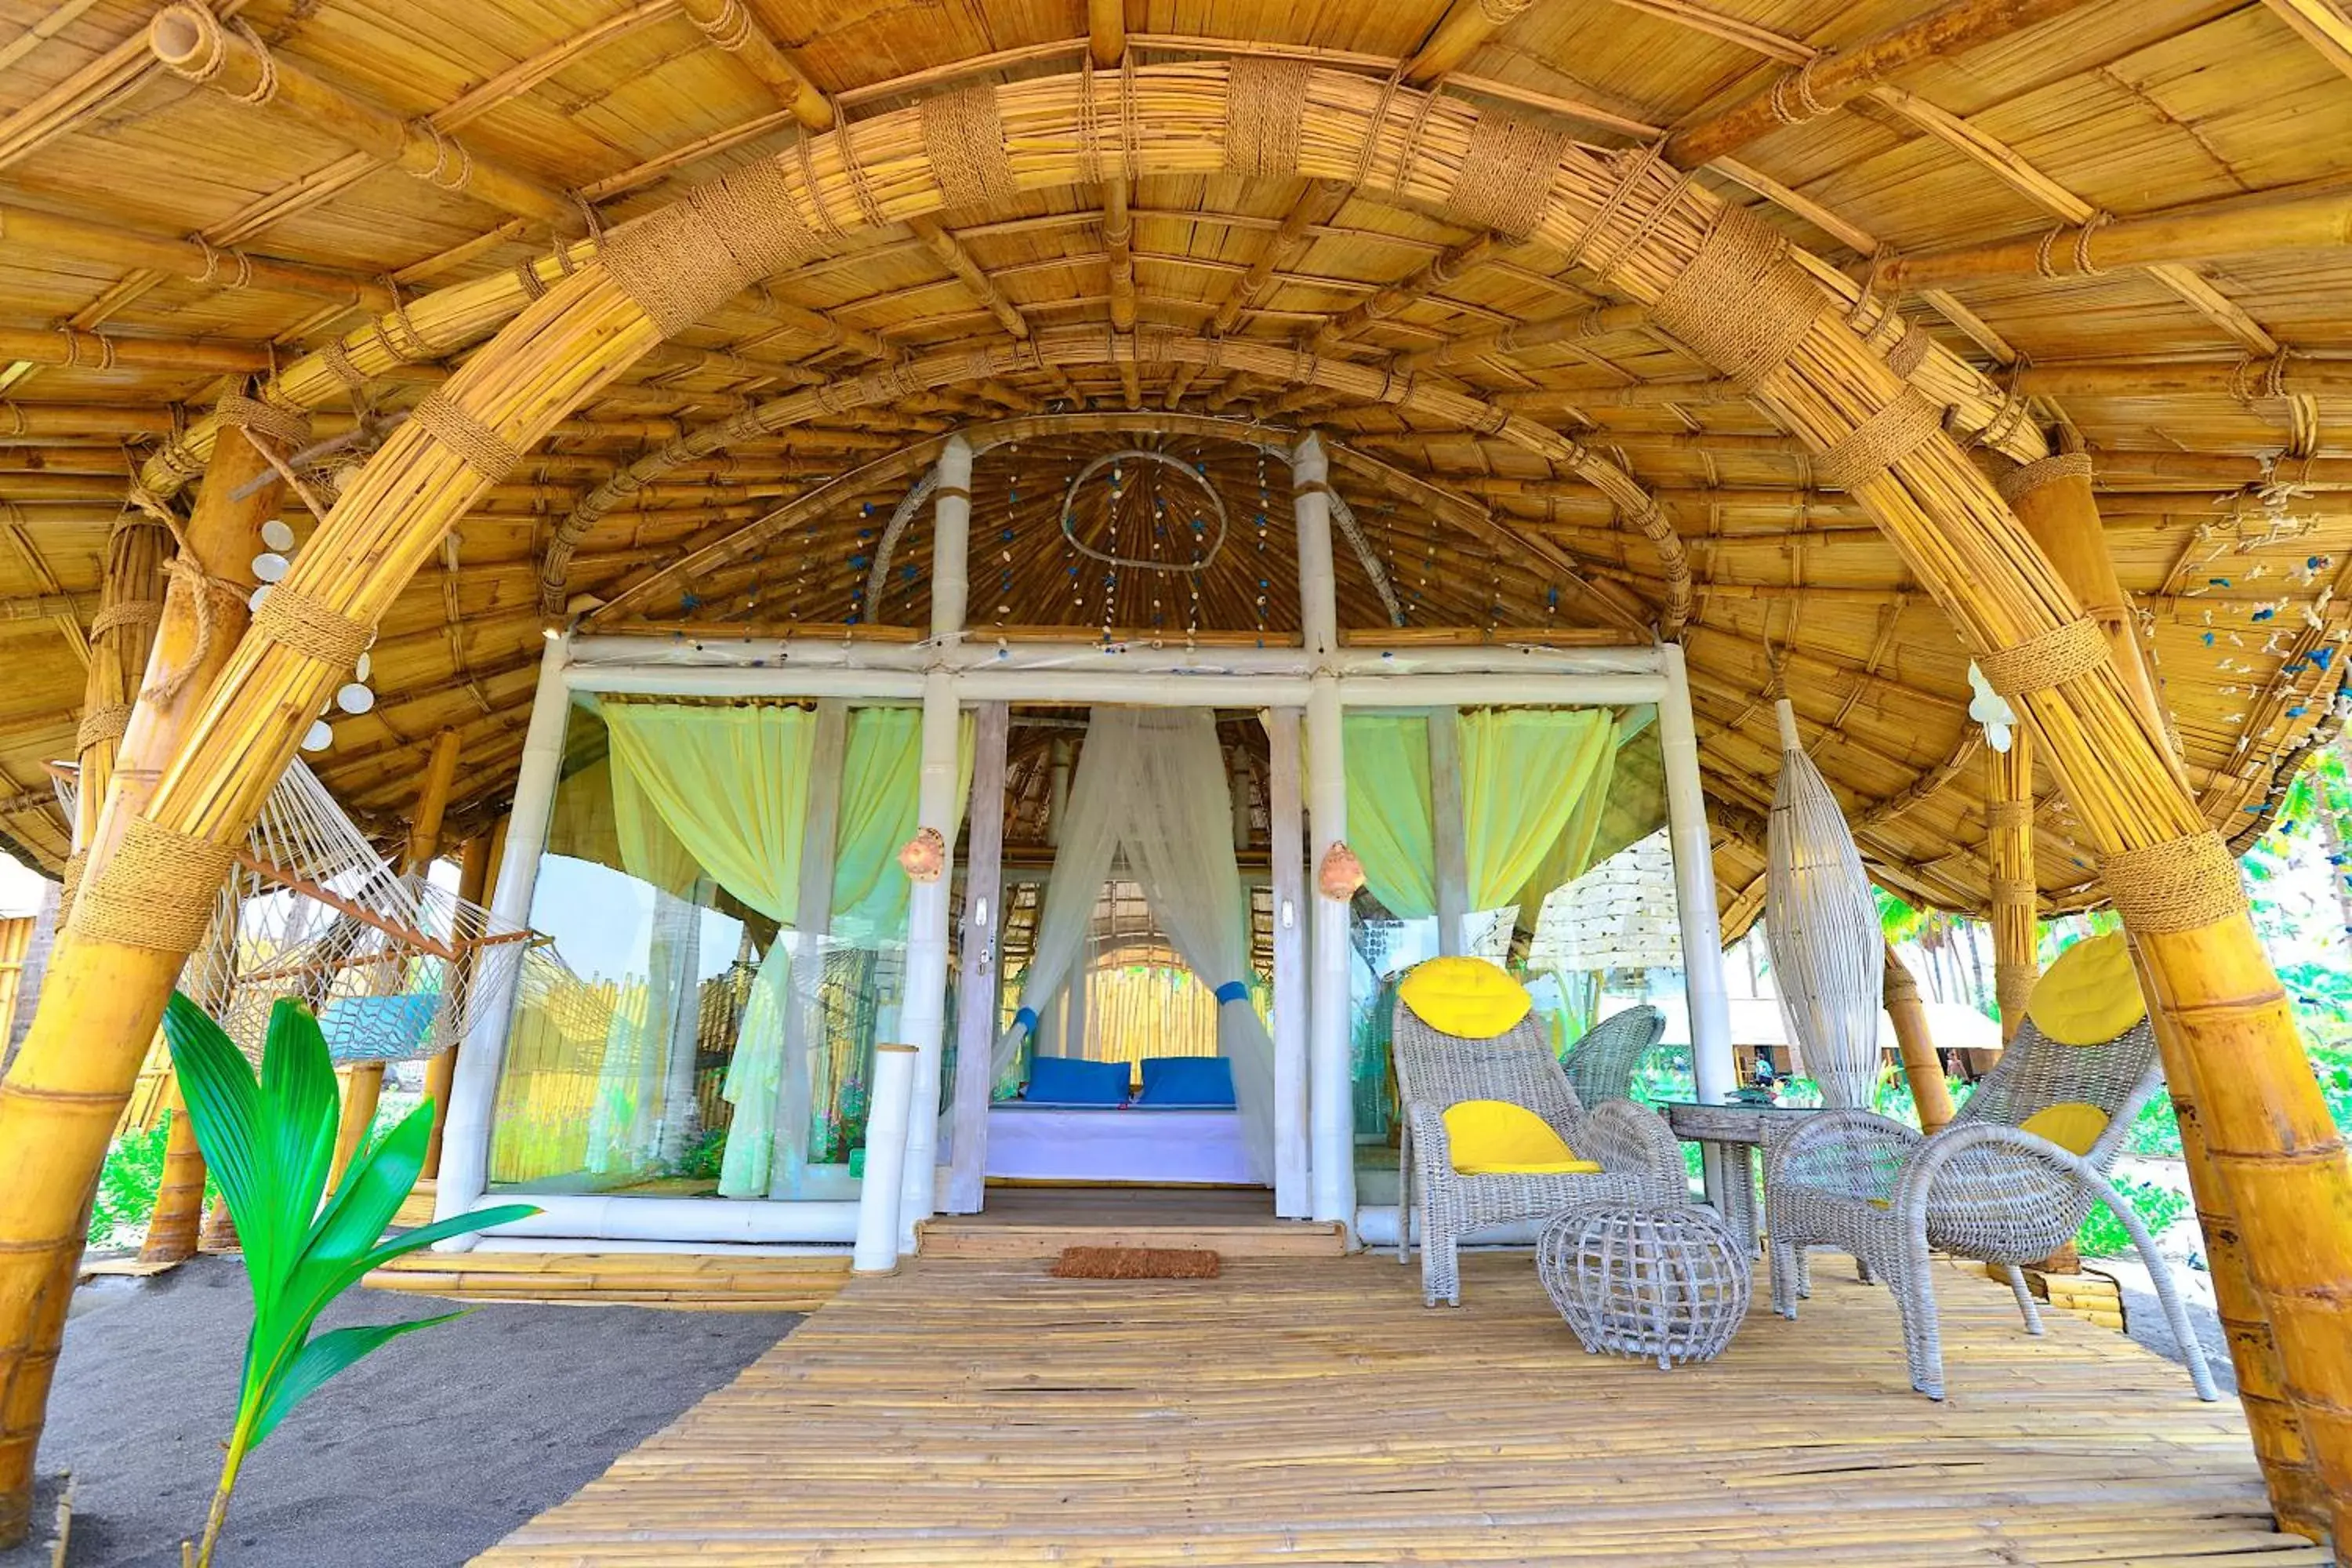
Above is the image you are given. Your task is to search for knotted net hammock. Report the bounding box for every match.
[57,759,563,1065]
[1762,699,1885,1109]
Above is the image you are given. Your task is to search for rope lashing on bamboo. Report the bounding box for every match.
[2229,352,2296,405]
[1813,389,1945,492]
[189,237,254,290]
[88,599,162,640]
[1225,60,1308,179]
[407,393,518,482]
[923,83,1016,212]
[1996,450,2094,504]
[75,704,132,753]
[364,290,441,365]
[56,849,85,925]
[155,5,280,107]
[140,553,247,705]
[2102,831,2249,933]
[601,158,822,337]
[1991,875,2038,903]
[1768,51,1837,125]
[1987,800,2034,830]
[1647,205,1822,389]
[250,583,372,674]
[214,391,310,449]
[408,118,475,194]
[66,818,235,951]
[2034,209,2112,279]
[1976,617,2110,696]
[1444,107,1573,241]
[1887,321,1935,379]
[1995,963,2034,1017]
[688,0,754,51]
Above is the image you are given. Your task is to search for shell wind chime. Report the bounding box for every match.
[1763,698,1885,1109]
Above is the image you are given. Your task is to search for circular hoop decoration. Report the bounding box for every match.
[1058,448,1229,572]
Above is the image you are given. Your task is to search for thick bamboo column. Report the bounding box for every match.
[1265,706,1312,1220]
[419,829,494,1178]
[1883,943,1955,1134]
[1985,728,2038,1046]
[0,392,297,1541]
[2001,453,2327,1536]
[330,726,460,1189]
[1428,707,1468,956]
[1295,433,1356,1232]
[944,701,1008,1214]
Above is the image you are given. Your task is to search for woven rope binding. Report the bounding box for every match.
[215,391,310,448]
[1445,108,1572,241]
[251,584,371,672]
[75,703,132,753]
[1650,205,1821,388]
[923,83,1016,212]
[1813,389,1944,492]
[2103,831,2247,935]
[1225,60,1308,179]
[603,158,820,338]
[1997,451,2094,505]
[1976,617,2107,696]
[408,393,519,481]
[67,818,234,952]
[89,599,162,639]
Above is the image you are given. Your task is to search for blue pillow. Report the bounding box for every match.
[1024,1054,1130,1105]
[1135,1055,1235,1108]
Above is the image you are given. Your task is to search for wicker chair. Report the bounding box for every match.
[1763,1014,2216,1401]
[1395,1001,1687,1307]
[1560,1004,1667,1107]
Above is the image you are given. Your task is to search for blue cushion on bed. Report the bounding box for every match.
[1135,1055,1235,1108]
[1023,1054,1130,1105]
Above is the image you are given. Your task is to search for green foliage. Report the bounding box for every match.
[88,1120,169,1250]
[162,993,537,1566]
[2076,1178,2190,1258]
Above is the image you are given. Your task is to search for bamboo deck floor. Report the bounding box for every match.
[364,1249,849,1312]
[471,1250,2318,1566]
[919,1184,1348,1259]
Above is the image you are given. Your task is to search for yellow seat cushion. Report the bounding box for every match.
[2020,1101,2111,1156]
[1443,1100,1601,1176]
[1399,956,1532,1039]
[2026,931,2147,1045]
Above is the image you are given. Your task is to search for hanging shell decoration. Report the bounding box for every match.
[1763,698,1886,1110]
[252,517,376,754]
[1318,840,1366,902]
[898,826,947,883]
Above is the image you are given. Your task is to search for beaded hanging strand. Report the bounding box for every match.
[997,441,1018,644]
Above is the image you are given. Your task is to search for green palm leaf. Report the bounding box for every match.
[162,992,539,1566]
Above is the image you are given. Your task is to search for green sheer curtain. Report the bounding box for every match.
[604,702,815,1197]
[1340,713,1436,918]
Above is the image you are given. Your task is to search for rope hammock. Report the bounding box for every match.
[55,758,561,1066]
[1763,698,1885,1109]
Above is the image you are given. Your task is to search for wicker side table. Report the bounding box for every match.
[1537,1202,1752,1369]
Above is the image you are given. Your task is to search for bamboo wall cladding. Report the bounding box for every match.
[2,56,2348,1544]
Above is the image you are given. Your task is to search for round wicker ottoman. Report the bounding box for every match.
[1537,1201,1752,1369]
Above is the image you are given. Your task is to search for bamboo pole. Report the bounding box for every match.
[2001,452,2326,1537]
[149,6,575,227]
[419,829,493,1178]
[0,326,274,374]
[1984,728,2037,1047]
[1664,0,2092,168]
[1886,186,2352,292]
[1883,942,1955,1134]
[329,727,460,1189]
[1402,0,1526,85]
[0,202,394,310]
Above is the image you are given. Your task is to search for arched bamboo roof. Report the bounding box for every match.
[2,0,2348,934]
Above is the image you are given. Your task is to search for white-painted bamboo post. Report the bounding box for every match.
[436,630,570,1238]
[1428,706,1469,956]
[1265,706,1312,1218]
[898,433,972,1240]
[945,700,1008,1214]
[1660,643,1736,1203]
[851,1042,920,1273]
[774,699,847,1198]
[1295,432,1356,1234]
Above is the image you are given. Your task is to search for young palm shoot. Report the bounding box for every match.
[162,993,537,1566]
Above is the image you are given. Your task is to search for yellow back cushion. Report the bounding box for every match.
[2026,931,2147,1045]
[1443,1100,1600,1176]
[2020,1101,2111,1156]
[1399,956,1532,1039]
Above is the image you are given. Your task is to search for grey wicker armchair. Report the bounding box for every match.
[1763,1014,2216,1402]
[1395,1001,1687,1307]
[1560,1004,1667,1107]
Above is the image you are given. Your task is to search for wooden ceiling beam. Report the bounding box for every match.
[1662,0,2092,169]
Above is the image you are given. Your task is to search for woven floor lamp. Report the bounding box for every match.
[1764,699,1886,1109]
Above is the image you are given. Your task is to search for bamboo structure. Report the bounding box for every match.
[0,12,2347,1549]
[1883,942,1957,1134]
[1985,728,2038,1047]
[420,828,495,1178]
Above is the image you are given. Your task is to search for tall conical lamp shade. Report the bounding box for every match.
[1763,699,1886,1109]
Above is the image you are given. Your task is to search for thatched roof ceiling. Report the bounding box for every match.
[2,0,2348,933]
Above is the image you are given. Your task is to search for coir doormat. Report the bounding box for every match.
[1049,1246,1222,1279]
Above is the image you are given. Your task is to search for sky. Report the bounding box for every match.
[0,851,49,919]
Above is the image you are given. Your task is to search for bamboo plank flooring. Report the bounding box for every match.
[920,1185,1347,1259]
[473,1250,2318,1565]
[364,1250,850,1312]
